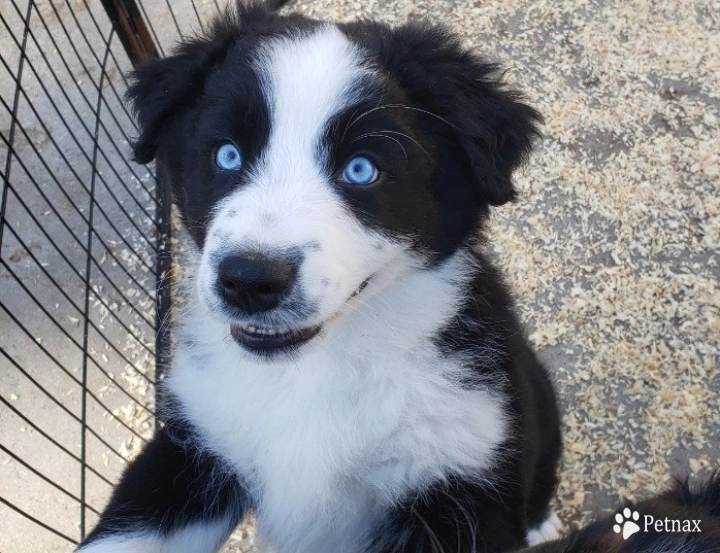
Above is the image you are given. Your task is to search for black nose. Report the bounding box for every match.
[216,254,297,314]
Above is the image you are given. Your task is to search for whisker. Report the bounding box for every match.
[351,132,408,162]
[346,103,459,134]
[411,506,446,553]
[440,488,478,553]
[340,106,361,144]
[377,129,434,162]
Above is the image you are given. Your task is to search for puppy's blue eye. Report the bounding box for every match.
[341,156,378,185]
[215,143,242,171]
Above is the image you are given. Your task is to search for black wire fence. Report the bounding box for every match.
[0,1,227,551]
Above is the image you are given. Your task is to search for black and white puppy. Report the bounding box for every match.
[77,2,562,552]
[521,474,720,553]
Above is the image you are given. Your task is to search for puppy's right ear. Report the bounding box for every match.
[126,39,220,164]
[126,3,283,164]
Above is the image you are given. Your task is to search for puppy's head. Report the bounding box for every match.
[128,3,541,357]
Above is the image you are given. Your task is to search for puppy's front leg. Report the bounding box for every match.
[371,475,528,553]
[76,424,249,553]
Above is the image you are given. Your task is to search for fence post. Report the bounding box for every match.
[99,0,158,65]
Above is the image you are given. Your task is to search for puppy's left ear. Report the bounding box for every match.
[380,24,542,205]
[126,30,236,164]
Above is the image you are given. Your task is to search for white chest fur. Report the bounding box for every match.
[168,255,508,553]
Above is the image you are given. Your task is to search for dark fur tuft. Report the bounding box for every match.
[673,471,720,518]
[126,2,293,163]
[523,472,720,553]
[365,22,543,206]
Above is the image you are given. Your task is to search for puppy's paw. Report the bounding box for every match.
[526,511,564,546]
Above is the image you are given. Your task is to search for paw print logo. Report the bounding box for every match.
[613,508,641,540]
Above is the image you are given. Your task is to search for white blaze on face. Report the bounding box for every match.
[197,25,411,324]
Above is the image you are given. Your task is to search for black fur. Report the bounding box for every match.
[83,411,248,546]
[372,469,532,553]
[436,266,562,528]
[341,22,542,207]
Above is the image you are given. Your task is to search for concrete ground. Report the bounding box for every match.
[0,0,718,552]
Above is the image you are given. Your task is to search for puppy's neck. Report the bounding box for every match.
[322,247,477,354]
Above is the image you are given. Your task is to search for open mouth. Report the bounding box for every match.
[229,277,371,355]
[230,323,321,354]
